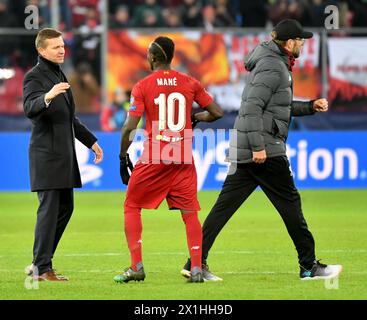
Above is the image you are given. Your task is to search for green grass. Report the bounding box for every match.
[0,190,366,300]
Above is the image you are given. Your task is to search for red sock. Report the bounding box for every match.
[181,211,202,270]
[124,204,143,271]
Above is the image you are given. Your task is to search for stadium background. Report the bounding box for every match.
[0,0,366,301]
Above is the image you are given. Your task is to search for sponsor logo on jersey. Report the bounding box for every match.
[129,95,136,111]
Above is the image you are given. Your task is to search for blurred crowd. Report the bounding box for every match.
[1,0,367,126]
[109,0,367,29]
[0,0,366,30]
[0,0,104,115]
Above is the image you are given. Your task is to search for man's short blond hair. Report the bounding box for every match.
[35,28,62,49]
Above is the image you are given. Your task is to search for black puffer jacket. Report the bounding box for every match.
[227,40,315,163]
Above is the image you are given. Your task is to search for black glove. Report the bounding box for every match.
[119,153,134,185]
[191,114,199,128]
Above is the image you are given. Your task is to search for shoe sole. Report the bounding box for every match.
[32,277,68,282]
[187,279,204,283]
[300,265,343,281]
[114,280,145,283]
[114,277,145,283]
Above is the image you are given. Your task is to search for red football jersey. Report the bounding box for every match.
[128,69,213,163]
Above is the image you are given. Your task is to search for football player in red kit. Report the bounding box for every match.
[114,36,223,283]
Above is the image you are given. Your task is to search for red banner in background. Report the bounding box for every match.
[227,33,320,97]
[108,31,229,101]
[108,31,320,111]
[328,38,367,111]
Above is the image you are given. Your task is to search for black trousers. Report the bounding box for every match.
[33,189,74,274]
[202,156,316,269]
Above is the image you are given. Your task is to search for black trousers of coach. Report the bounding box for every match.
[33,189,74,274]
[202,156,316,269]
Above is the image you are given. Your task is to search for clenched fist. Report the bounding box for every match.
[313,98,328,112]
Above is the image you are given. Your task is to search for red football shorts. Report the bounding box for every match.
[125,161,200,211]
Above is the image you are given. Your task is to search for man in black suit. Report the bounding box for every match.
[23,28,103,281]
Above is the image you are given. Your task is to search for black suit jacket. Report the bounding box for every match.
[23,56,97,192]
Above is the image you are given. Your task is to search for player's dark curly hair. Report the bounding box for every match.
[150,36,175,64]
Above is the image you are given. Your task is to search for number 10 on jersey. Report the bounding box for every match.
[154,92,186,132]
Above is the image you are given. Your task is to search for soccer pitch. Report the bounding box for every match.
[0,190,366,300]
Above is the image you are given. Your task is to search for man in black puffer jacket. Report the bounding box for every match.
[182,19,342,281]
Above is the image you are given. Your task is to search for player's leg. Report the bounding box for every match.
[114,204,145,283]
[181,209,203,282]
[181,164,258,280]
[114,163,171,283]
[124,204,143,271]
[165,163,203,282]
[256,156,341,279]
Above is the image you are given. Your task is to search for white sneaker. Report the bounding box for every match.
[300,260,343,280]
[181,268,191,278]
[181,263,223,282]
[202,265,223,281]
